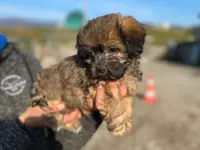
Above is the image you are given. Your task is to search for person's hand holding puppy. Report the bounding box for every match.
[95,81,128,110]
[19,103,81,129]
[95,81,133,136]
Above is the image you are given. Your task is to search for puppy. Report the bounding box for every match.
[30,13,146,136]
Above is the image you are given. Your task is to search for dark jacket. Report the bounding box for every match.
[0,42,99,150]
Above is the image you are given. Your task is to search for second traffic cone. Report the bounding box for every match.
[144,74,156,104]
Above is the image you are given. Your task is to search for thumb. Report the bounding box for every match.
[95,85,105,110]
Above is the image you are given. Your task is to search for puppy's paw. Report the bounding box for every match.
[31,95,48,107]
[64,120,83,134]
[42,112,82,134]
[41,112,63,131]
[102,96,133,136]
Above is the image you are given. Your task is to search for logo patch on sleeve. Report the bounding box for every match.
[0,74,27,96]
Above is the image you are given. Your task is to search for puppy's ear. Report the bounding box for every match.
[75,27,86,68]
[119,15,146,58]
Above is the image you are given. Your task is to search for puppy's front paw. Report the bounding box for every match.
[64,120,83,134]
[101,96,133,136]
[31,95,48,107]
[42,112,82,134]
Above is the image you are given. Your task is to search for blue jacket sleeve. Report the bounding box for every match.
[0,119,32,150]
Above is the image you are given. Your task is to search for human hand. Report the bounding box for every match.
[95,81,128,110]
[19,103,81,129]
[95,81,133,136]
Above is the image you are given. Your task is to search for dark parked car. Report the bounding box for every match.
[165,40,200,66]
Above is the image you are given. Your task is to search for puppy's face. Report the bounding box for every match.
[76,13,146,81]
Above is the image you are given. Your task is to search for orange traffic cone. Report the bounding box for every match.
[144,73,156,104]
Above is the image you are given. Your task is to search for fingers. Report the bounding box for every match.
[47,103,67,113]
[49,103,82,124]
[119,81,128,98]
[109,81,120,100]
[95,85,105,110]
[109,80,127,100]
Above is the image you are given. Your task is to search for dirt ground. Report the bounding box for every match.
[39,43,200,150]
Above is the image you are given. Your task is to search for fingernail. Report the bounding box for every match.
[57,104,65,110]
[98,85,103,88]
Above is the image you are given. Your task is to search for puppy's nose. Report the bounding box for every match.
[97,67,106,74]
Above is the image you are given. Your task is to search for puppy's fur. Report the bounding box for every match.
[31,13,146,136]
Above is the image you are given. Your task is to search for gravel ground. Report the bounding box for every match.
[39,43,200,150]
[131,45,200,150]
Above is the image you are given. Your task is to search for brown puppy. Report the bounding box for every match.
[30,13,146,136]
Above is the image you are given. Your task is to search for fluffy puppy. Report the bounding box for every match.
[30,13,146,136]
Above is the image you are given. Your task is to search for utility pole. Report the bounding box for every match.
[83,0,88,25]
[197,13,200,21]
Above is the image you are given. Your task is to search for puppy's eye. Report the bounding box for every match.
[110,48,119,53]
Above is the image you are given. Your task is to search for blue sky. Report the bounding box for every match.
[0,0,200,27]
